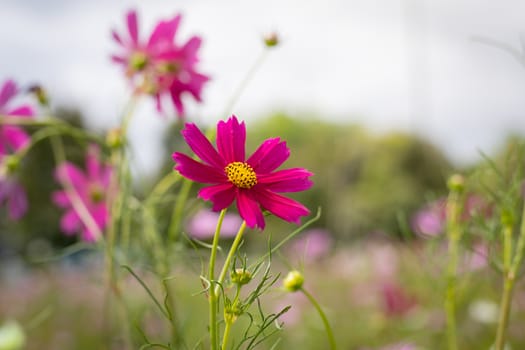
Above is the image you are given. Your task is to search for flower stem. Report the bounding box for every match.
[168,178,193,243]
[221,321,233,350]
[495,201,525,349]
[216,221,248,294]
[209,209,227,350]
[300,287,337,350]
[445,188,463,350]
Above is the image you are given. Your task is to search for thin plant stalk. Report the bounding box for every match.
[300,287,337,350]
[445,185,463,350]
[495,201,525,349]
[208,209,228,350]
[216,221,248,293]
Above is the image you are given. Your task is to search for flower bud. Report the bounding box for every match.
[224,303,242,324]
[106,128,124,149]
[447,174,465,193]
[283,270,304,292]
[263,32,279,47]
[27,84,50,106]
[0,156,20,177]
[230,268,252,286]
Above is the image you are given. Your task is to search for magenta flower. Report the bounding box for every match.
[0,79,35,220]
[52,145,113,241]
[111,9,209,117]
[172,115,313,229]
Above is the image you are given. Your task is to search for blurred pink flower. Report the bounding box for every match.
[185,209,242,239]
[111,9,209,117]
[411,199,446,237]
[173,115,313,229]
[287,228,333,262]
[411,194,492,237]
[52,145,114,241]
[380,281,417,317]
[0,79,35,220]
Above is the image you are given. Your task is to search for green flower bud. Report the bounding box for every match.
[106,128,124,149]
[263,32,279,47]
[283,270,304,292]
[224,303,242,324]
[230,268,252,286]
[0,156,20,177]
[447,174,465,193]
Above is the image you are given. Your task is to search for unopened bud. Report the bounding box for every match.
[231,268,252,286]
[224,304,242,324]
[447,174,465,193]
[106,128,124,149]
[27,84,49,106]
[263,32,279,48]
[0,156,20,177]
[283,270,304,292]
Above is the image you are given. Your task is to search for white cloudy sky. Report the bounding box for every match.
[3,0,525,173]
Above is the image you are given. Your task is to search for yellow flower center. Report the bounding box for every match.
[225,162,257,189]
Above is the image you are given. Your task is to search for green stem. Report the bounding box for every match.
[495,201,525,349]
[221,321,233,350]
[209,209,227,350]
[445,190,463,350]
[216,221,248,294]
[168,178,193,243]
[300,287,337,350]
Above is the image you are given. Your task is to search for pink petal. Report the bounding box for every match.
[111,30,123,45]
[82,227,99,242]
[257,168,313,192]
[111,55,127,64]
[181,36,202,65]
[7,106,34,118]
[198,183,236,211]
[126,10,139,45]
[147,14,181,48]
[236,190,265,229]
[0,80,17,109]
[3,126,30,151]
[52,191,70,208]
[91,203,109,229]
[253,189,310,225]
[55,163,88,197]
[247,138,290,174]
[185,72,209,100]
[180,123,224,168]
[169,86,185,116]
[172,152,226,183]
[60,209,81,234]
[216,116,246,163]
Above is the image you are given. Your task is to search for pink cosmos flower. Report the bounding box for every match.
[111,9,209,117]
[172,115,313,229]
[0,79,35,220]
[52,145,113,241]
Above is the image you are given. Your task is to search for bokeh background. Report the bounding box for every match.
[3,1,525,349]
